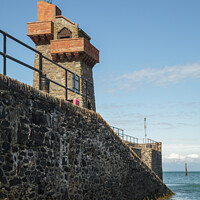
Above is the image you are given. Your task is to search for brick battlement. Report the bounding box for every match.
[27,21,54,44]
[50,38,99,66]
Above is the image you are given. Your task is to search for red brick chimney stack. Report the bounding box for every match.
[37,1,61,22]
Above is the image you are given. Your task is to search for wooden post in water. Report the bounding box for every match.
[185,163,187,176]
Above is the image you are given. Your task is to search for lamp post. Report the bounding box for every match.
[144,117,147,148]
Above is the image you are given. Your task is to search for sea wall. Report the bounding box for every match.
[126,142,163,180]
[0,74,171,199]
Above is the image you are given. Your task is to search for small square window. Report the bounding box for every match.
[71,74,80,93]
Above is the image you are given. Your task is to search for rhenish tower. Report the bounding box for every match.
[27,0,99,111]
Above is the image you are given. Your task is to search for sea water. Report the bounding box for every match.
[163,171,200,200]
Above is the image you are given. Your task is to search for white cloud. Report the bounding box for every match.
[163,153,200,163]
[163,144,200,155]
[117,63,200,89]
[187,154,200,159]
[163,153,185,161]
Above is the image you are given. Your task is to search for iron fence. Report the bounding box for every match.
[0,30,93,107]
[110,126,158,149]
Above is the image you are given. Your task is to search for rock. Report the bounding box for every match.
[2,142,10,152]
[9,178,22,186]
[0,155,4,164]
[17,131,28,145]
[1,120,10,129]
[3,163,12,172]
[0,168,3,177]
[0,105,5,119]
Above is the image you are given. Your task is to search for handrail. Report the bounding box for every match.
[0,29,94,107]
[0,30,41,54]
[110,126,158,149]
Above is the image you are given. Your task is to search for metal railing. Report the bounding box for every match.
[110,126,124,139]
[110,126,158,149]
[0,30,93,106]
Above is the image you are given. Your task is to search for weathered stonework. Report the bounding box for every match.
[33,44,96,111]
[125,142,163,180]
[27,1,98,111]
[0,74,173,199]
[54,16,78,39]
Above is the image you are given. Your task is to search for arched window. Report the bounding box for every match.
[57,28,72,39]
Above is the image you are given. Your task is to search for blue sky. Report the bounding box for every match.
[1,0,200,171]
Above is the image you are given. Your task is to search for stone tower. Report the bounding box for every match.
[27,1,99,111]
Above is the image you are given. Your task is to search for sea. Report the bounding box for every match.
[163,171,200,200]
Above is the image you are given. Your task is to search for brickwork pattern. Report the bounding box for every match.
[50,38,99,67]
[37,1,61,22]
[50,38,98,59]
[0,75,172,199]
[27,21,54,44]
[27,21,53,36]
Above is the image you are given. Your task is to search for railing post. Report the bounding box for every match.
[65,70,68,101]
[39,53,43,90]
[85,80,88,108]
[3,32,6,75]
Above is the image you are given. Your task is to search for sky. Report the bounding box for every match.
[0,0,200,171]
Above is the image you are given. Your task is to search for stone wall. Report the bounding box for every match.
[33,44,96,111]
[30,2,97,112]
[32,16,96,111]
[0,74,172,199]
[126,142,163,180]
[152,149,163,180]
[54,17,78,39]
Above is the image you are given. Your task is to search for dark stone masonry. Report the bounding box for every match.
[125,142,163,180]
[0,74,172,199]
